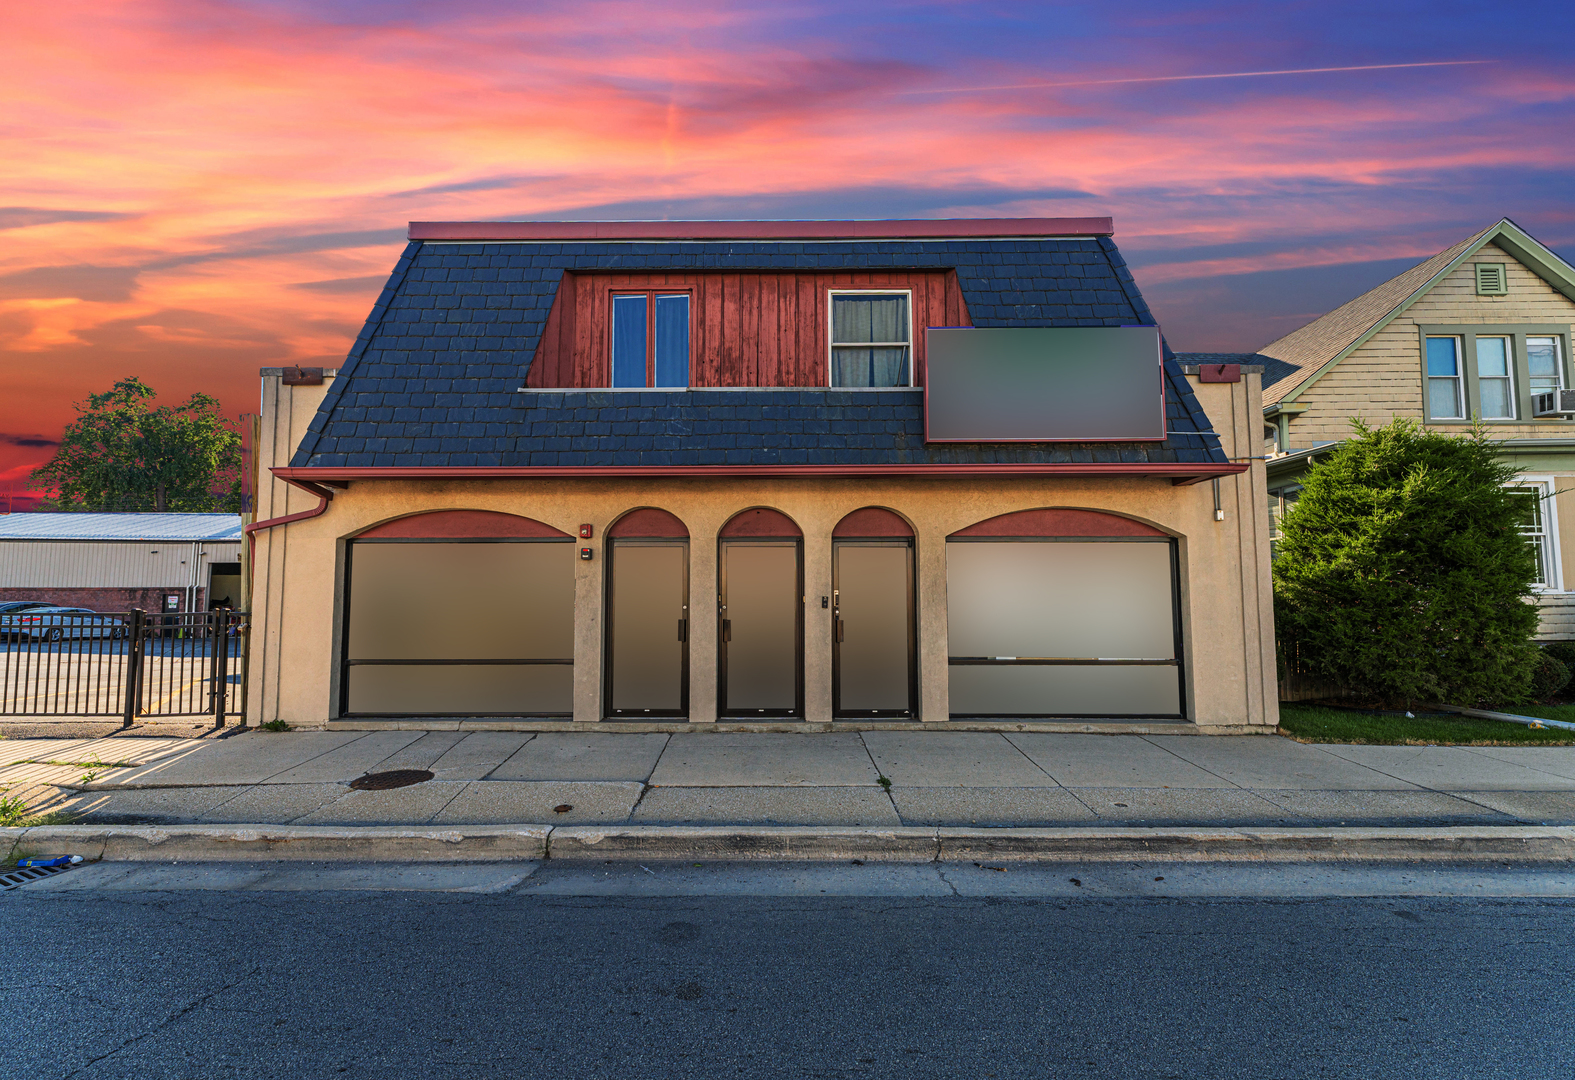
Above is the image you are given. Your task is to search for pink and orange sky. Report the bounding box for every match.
[3,0,1573,507]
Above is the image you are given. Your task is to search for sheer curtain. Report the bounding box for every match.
[832,295,909,387]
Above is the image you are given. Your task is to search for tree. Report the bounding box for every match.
[30,377,242,513]
[1273,417,1541,707]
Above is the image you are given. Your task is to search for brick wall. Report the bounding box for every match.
[0,586,205,613]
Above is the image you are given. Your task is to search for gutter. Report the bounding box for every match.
[242,476,336,538]
[273,462,1247,487]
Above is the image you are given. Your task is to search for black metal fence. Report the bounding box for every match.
[0,610,249,725]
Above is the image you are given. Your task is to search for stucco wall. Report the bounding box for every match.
[249,374,1277,731]
[1286,242,1575,449]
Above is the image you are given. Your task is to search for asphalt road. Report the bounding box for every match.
[6,865,1575,1079]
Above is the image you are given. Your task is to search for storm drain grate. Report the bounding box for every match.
[349,769,434,791]
[1,864,73,891]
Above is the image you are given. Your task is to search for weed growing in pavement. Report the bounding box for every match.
[877,775,892,791]
[0,791,27,826]
[260,719,292,732]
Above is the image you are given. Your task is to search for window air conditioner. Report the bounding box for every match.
[1532,390,1575,418]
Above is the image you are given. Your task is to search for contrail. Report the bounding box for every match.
[903,60,1494,96]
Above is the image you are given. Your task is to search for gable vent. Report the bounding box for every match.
[1475,262,1508,296]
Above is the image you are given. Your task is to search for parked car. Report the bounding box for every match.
[0,600,54,614]
[0,606,127,641]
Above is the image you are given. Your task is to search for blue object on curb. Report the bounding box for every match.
[16,856,84,868]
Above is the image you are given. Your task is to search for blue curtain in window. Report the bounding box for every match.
[612,295,647,388]
[654,294,689,387]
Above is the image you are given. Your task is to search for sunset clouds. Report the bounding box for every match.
[3,0,1573,504]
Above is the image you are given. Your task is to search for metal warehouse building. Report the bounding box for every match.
[0,513,244,614]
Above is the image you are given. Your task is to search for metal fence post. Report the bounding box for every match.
[211,611,229,727]
[122,608,145,729]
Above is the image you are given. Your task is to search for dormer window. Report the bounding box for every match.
[611,292,689,388]
[830,291,912,387]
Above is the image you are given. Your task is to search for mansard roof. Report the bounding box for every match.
[291,220,1226,470]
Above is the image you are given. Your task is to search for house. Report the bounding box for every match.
[0,512,243,613]
[1248,218,1575,637]
[244,218,1277,731]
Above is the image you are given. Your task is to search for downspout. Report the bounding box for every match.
[241,476,336,575]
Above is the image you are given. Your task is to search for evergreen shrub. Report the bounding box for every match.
[1530,651,1571,701]
[1542,641,1575,671]
[1273,418,1541,707]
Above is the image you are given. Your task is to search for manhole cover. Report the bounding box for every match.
[349,769,433,791]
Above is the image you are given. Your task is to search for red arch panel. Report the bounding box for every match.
[949,508,1166,538]
[355,510,571,539]
[833,507,914,537]
[608,508,690,538]
[720,507,803,538]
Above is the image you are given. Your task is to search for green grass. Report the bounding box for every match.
[1279,703,1575,745]
[259,719,292,732]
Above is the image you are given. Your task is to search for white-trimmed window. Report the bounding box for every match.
[829,291,912,387]
[1508,478,1561,590]
[1425,336,1465,419]
[1529,336,1565,399]
[1474,336,1515,419]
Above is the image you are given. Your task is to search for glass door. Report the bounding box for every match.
[718,540,802,717]
[605,540,689,718]
[832,541,915,717]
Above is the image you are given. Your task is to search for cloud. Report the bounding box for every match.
[1,0,1573,482]
[289,274,391,293]
[0,265,142,303]
[0,433,60,449]
[0,207,137,231]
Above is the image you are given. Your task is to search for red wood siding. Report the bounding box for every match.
[526,271,972,388]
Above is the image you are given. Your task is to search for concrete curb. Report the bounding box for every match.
[8,823,1575,865]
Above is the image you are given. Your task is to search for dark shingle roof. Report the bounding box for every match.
[293,235,1225,468]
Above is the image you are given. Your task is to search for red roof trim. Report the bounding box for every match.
[277,463,1242,482]
[407,218,1114,242]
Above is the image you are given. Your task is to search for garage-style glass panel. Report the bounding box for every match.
[948,665,1179,717]
[344,541,574,715]
[946,540,1180,718]
[608,542,688,716]
[833,542,914,716]
[346,664,573,715]
[720,542,801,715]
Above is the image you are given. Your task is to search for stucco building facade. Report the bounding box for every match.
[246,218,1277,732]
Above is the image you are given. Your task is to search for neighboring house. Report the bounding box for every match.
[1236,218,1575,638]
[246,218,1277,731]
[0,513,243,613]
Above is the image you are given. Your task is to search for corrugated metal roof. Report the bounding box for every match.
[0,513,243,542]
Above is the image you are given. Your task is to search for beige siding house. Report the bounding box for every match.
[1254,219,1575,638]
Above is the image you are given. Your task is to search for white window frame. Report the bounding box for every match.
[1510,475,1562,592]
[827,289,916,388]
[1473,335,1516,420]
[1528,335,1566,399]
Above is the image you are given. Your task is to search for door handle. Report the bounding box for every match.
[678,618,687,642]
[723,619,731,642]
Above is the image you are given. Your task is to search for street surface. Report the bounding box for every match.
[6,861,1574,1079]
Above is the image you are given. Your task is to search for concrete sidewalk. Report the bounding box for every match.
[7,728,1575,830]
